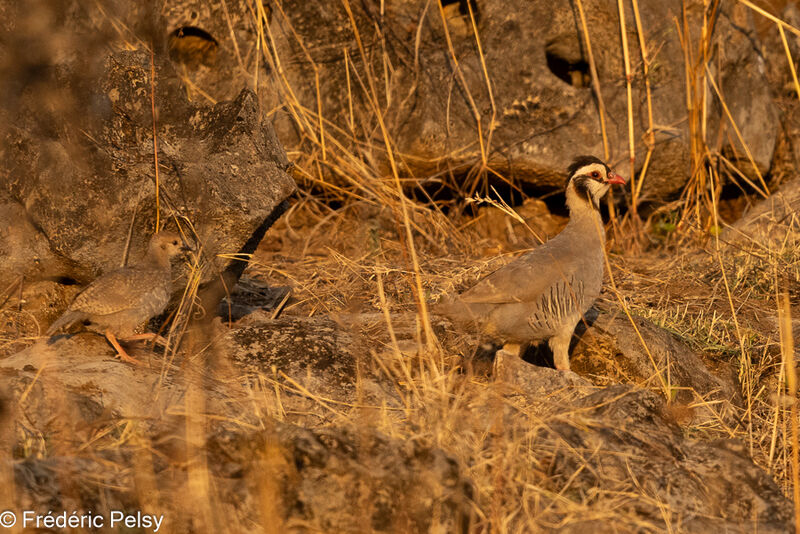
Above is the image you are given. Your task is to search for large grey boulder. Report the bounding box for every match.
[0,54,294,284]
[0,1,296,313]
[159,0,779,200]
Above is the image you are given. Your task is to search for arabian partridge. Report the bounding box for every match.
[438,155,626,371]
[47,231,188,364]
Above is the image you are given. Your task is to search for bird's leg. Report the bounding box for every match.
[549,330,573,371]
[124,332,169,347]
[104,329,144,366]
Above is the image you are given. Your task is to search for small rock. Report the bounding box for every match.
[494,350,593,405]
[573,310,738,400]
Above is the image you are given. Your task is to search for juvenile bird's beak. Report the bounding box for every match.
[180,244,193,253]
[605,171,626,185]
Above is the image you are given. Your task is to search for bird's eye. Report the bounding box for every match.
[173,240,178,245]
[591,171,600,178]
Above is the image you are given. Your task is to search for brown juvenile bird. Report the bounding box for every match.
[47,231,189,365]
[438,156,626,371]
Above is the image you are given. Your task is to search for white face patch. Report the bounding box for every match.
[569,163,611,206]
[582,175,611,200]
[578,163,609,183]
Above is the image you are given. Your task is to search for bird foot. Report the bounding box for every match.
[124,333,169,347]
[105,329,146,366]
[115,350,145,366]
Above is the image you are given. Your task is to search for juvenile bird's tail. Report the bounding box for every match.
[46,311,86,336]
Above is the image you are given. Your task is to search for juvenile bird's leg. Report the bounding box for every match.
[104,329,144,366]
[124,332,169,347]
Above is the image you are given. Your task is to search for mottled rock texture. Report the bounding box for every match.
[157,0,778,200]
[0,0,296,302]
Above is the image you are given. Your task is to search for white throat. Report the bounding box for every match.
[565,182,608,215]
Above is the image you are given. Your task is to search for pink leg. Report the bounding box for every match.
[105,329,144,366]
[124,333,169,346]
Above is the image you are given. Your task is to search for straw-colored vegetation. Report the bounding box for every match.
[254,0,800,529]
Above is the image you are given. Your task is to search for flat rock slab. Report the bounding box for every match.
[494,350,595,407]
[217,316,401,424]
[0,336,190,423]
[571,308,739,407]
[0,315,397,426]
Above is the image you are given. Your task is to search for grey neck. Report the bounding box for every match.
[144,244,173,270]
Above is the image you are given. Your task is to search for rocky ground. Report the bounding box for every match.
[1,0,800,532]
[0,180,798,532]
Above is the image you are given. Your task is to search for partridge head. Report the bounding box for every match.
[144,231,189,268]
[565,155,626,210]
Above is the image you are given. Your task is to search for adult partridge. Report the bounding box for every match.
[47,231,189,364]
[438,156,626,371]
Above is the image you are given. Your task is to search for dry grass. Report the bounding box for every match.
[250,0,800,529]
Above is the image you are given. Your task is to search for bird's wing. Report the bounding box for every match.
[458,244,578,305]
[69,268,162,316]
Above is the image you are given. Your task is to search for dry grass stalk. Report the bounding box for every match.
[739,0,800,37]
[466,187,545,244]
[630,0,655,206]
[779,23,800,100]
[709,163,753,451]
[616,0,636,214]
[270,0,327,161]
[595,218,670,399]
[704,66,769,197]
[340,0,438,358]
[434,0,488,168]
[465,0,497,159]
[575,0,610,162]
[778,291,799,533]
[149,46,161,232]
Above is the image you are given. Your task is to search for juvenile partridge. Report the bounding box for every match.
[47,231,188,364]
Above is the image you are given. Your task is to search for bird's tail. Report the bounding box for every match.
[430,292,456,315]
[46,311,85,336]
[432,293,467,321]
